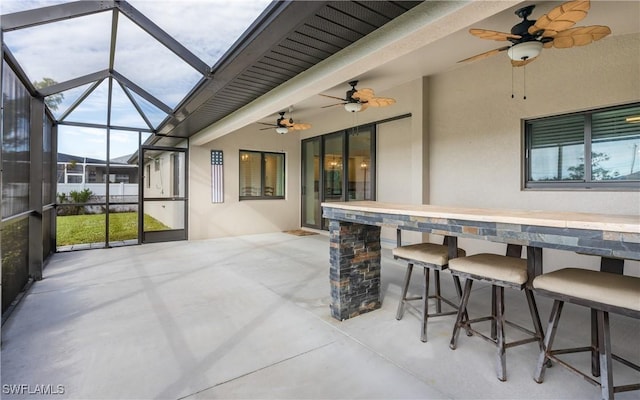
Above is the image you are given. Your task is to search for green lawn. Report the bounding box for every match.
[56,212,169,245]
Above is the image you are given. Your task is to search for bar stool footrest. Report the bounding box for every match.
[463,318,541,349]
[401,294,459,318]
[544,349,640,393]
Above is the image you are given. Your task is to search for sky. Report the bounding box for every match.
[1,0,271,160]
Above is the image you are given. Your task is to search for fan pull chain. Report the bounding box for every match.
[511,66,515,98]
[523,64,527,100]
[353,111,359,135]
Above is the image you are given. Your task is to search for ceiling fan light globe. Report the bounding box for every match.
[507,41,543,61]
[344,102,362,112]
[276,126,288,134]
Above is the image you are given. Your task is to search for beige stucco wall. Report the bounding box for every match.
[188,33,638,275]
[376,78,428,246]
[428,32,640,273]
[188,78,425,240]
[189,125,300,239]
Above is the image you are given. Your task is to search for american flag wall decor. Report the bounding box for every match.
[211,150,224,203]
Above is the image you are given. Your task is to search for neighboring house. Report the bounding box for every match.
[57,152,138,186]
[57,153,139,205]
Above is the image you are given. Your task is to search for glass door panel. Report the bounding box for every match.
[322,133,344,230]
[140,146,187,243]
[302,138,320,228]
[348,127,374,200]
[323,133,344,202]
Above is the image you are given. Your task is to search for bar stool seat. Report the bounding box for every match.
[533,268,640,312]
[393,242,466,342]
[533,268,640,400]
[448,253,545,381]
[447,253,529,285]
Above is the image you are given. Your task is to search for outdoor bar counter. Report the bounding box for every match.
[321,201,640,321]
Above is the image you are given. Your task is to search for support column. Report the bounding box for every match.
[329,220,381,320]
[29,97,44,281]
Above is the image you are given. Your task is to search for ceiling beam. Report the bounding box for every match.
[38,70,110,96]
[58,78,104,122]
[114,1,211,77]
[1,1,116,32]
[111,70,173,115]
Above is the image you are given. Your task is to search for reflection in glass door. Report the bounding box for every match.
[140,146,187,243]
[321,134,344,230]
[301,125,376,230]
[348,127,374,201]
[323,133,345,202]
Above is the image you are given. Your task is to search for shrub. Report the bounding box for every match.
[57,188,93,215]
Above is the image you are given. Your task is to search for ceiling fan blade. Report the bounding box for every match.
[257,122,277,127]
[469,28,521,41]
[353,88,375,101]
[366,97,396,107]
[321,103,345,109]
[529,0,590,35]
[511,56,538,67]
[458,46,510,63]
[290,123,311,131]
[551,25,611,48]
[319,93,346,101]
[259,126,275,130]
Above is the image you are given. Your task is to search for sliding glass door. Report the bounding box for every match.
[301,125,375,230]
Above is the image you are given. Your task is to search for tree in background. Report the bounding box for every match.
[33,77,64,111]
[568,152,620,181]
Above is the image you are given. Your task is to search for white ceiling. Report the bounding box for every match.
[192,0,640,144]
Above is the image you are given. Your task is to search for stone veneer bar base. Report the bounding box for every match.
[329,220,381,320]
[323,201,640,322]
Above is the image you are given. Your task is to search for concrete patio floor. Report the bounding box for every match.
[1,232,638,399]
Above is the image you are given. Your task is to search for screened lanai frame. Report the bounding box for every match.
[0,0,273,315]
[1,0,264,130]
[1,0,427,317]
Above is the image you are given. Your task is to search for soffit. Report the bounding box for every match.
[157,1,423,142]
[1,0,422,145]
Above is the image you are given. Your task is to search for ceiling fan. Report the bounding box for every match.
[459,0,611,67]
[258,111,311,134]
[320,80,396,112]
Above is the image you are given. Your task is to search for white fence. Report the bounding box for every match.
[57,183,139,214]
[58,183,138,198]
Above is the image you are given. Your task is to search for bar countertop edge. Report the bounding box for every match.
[321,201,640,234]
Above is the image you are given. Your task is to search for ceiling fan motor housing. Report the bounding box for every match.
[510,5,538,44]
[346,88,359,102]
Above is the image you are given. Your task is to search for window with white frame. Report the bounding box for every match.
[524,103,640,189]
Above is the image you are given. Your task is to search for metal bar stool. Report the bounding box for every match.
[590,256,626,379]
[393,236,466,342]
[448,246,545,381]
[532,268,640,400]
